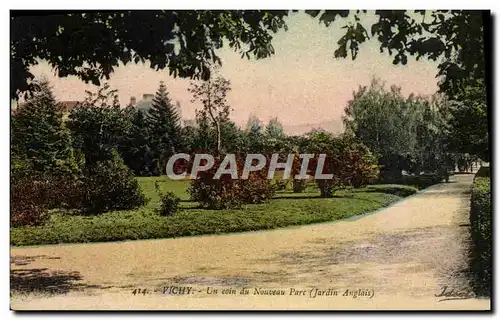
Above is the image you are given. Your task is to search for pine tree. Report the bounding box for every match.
[11,78,76,175]
[120,109,155,176]
[147,81,182,175]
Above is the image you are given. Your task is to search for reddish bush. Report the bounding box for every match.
[305,134,379,197]
[11,174,50,227]
[188,155,275,209]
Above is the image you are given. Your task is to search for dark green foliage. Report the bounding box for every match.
[364,184,418,197]
[12,11,483,104]
[344,78,451,177]
[67,84,130,170]
[157,192,181,217]
[11,11,289,99]
[154,181,180,216]
[292,180,308,193]
[266,117,285,138]
[469,169,491,296]
[378,173,443,190]
[11,79,76,176]
[305,10,485,99]
[148,81,182,175]
[448,80,489,161]
[76,151,148,214]
[120,107,155,176]
[475,166,490,178]
[272,179,288,191]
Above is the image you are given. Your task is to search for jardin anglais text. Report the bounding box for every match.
[166,153,346,180]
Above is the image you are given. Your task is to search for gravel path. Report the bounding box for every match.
[10,174,490,310]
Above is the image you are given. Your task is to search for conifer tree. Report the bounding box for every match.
[120,109,154,176]
[147,81,182,175]
[11,78,76,175]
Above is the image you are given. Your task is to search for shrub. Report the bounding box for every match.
[290,153,308,193]
[307,135,379,197]
[158,192,181,217]
[378,173,442,190]
[365,184,418,197]
[188,155,275,209]
[238,167,276,204]
[77,151,148,214]
[11,169,49,227]
[469,169,491,296]
[154,181,181,216]
[272,178,288,191]
[292,179,308,193]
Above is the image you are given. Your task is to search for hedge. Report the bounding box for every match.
[469,167,491,296]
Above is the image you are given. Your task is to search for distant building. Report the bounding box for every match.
[12,100,81,114]
[135,94,154,112]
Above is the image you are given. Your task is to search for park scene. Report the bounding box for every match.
[10,10,490,310]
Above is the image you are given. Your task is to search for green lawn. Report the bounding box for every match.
[10,177,417,246]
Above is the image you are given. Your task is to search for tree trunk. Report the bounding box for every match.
[216,121,221,155]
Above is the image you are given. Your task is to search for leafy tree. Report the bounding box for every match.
[11,10,487,162]
[11,10,289,99]
[305,10,486,98]
[447,80,488,161]
[148,81,182,175]
[189,72,232,154]
[12,10,486,100]
[265,117,284,138]
[246,114,263,136]
[304,132,379,197]
[192,110,213,152]
[413,93,452,173]
[220,121,248,155]
[11,78,76,175]
[67,84,130,171]
[180,123,197,154]
[343,78,419,175]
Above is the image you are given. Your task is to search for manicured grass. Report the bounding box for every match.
[11,178,414,246]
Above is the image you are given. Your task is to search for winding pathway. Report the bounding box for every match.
[10,174,490,310]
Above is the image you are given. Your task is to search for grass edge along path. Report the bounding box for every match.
[11,180,419,247]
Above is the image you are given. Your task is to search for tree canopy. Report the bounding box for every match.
[11,10,288,99]
[11,10,487,101]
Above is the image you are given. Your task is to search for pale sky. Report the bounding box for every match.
[29,11,441,131]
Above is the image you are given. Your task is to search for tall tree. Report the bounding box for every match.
[11,78,75,175]
[343,78,451,175]
[148,81,182,174]
[447,80,488,161]
[120,109,155,176]
[246,114,263,136]
[11,10,486,102]
[189,72,232,154]
[265,117,284,138]
[343,78,419,171]
[66,83,129,171]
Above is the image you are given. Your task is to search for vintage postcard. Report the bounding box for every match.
[10,9,491,311]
